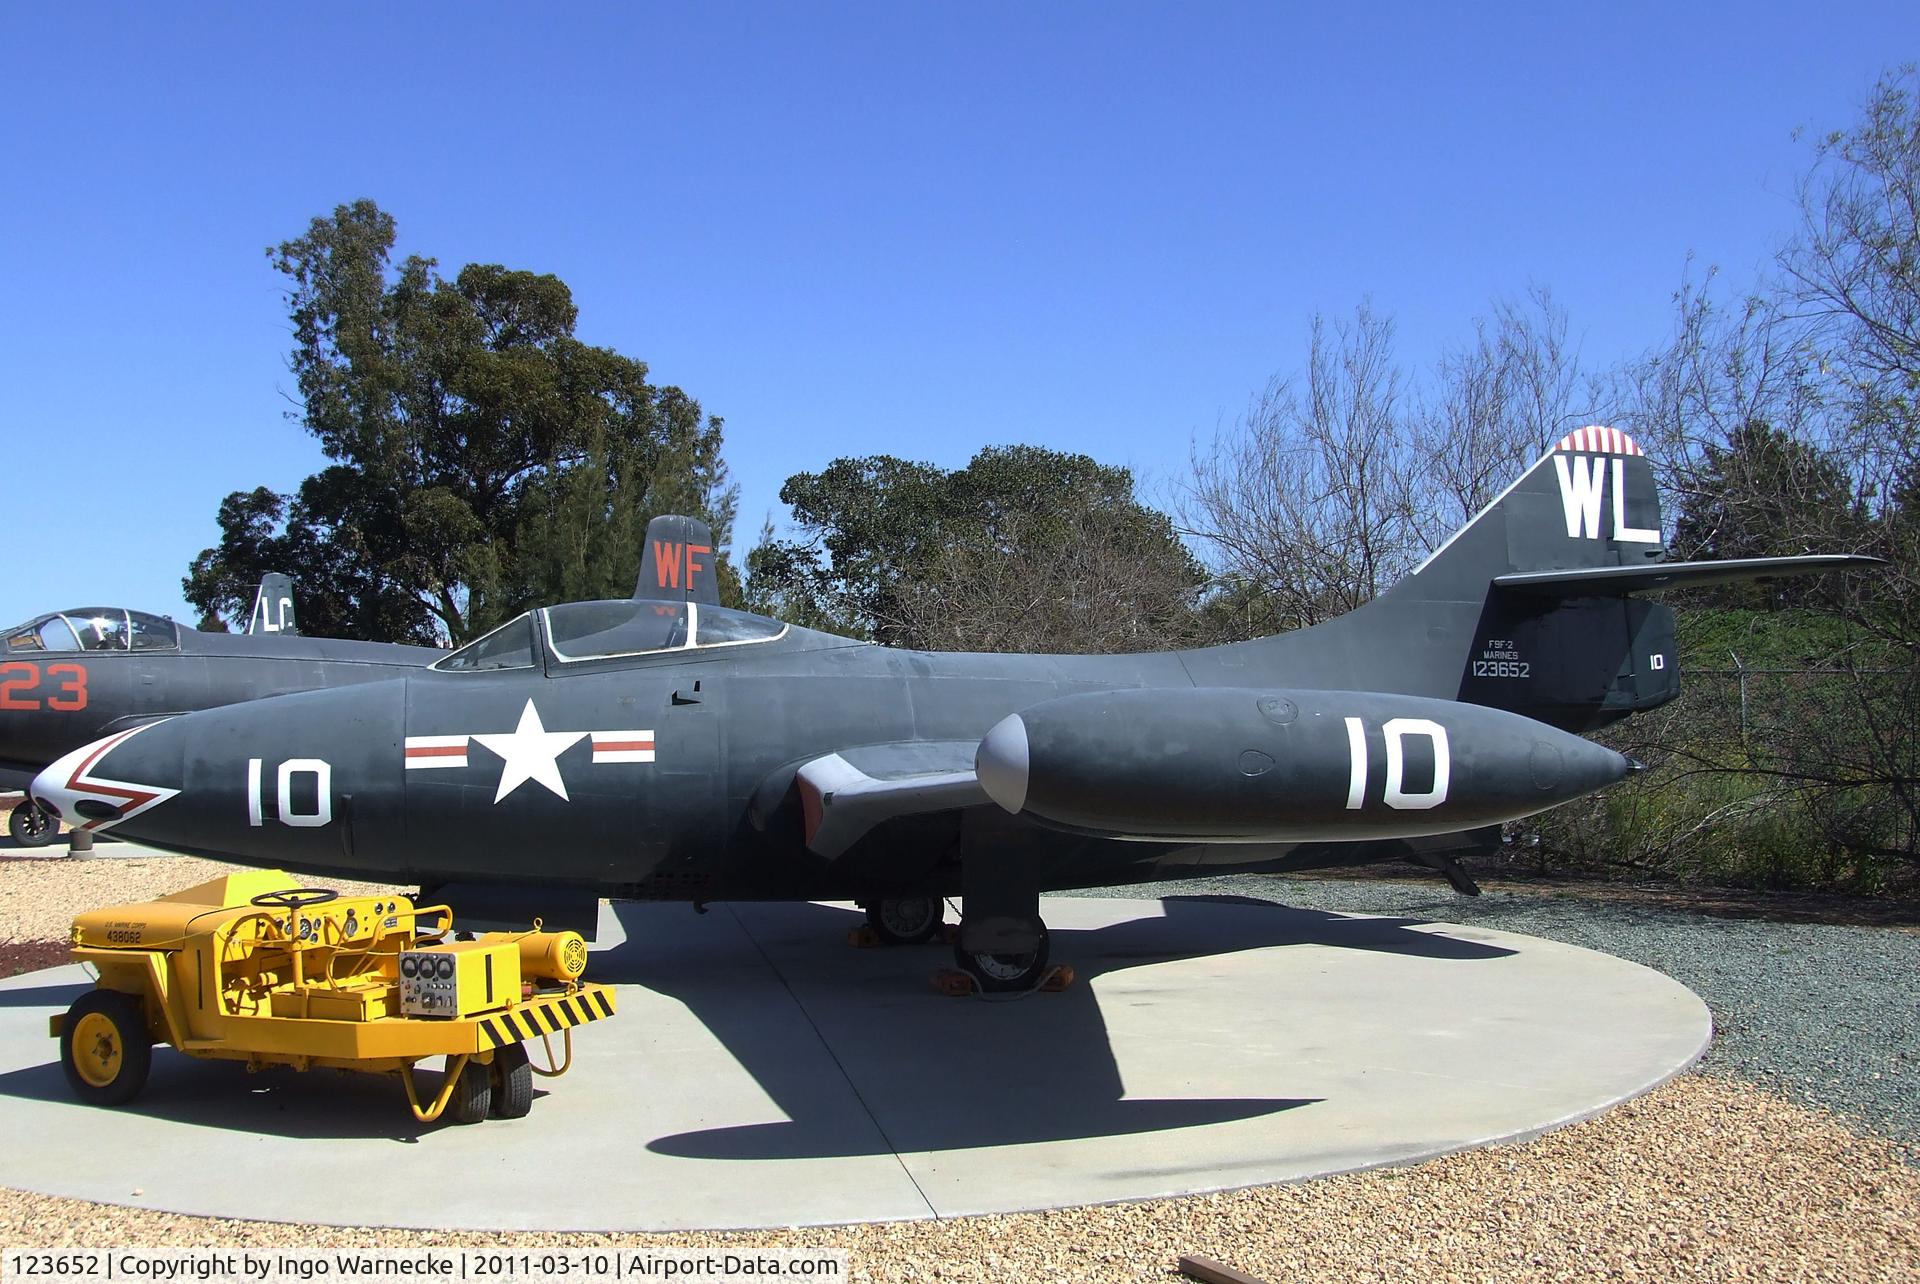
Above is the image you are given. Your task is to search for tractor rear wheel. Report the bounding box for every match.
[490,1043,533,1119]
[445,1056,492,1124]
[60,990,152,1106]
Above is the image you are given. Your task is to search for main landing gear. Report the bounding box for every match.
[952,853,1060,993]
[862,896,945,945]
[950,926,1052,993]
[854,892,1065,995]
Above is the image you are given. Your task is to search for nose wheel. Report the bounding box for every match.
[8,800,58,847]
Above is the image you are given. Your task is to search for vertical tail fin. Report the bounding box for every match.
[1405,427,1666,591]
[245,573,298,636]
[1237,426,1877,733]
[1379,428,1677,731]
[635,516,721,606]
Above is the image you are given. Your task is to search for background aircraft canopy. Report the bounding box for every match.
[5,608,179,653]
[434,614,539,672]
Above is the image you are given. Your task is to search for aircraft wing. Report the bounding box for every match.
[1491,554,1884,596]
[792,741,987,859]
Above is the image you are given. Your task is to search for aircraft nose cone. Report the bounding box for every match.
[1567,737,1636,795]
[976,714,1031,814]
[31,741,97,826]
[32,722,179,831]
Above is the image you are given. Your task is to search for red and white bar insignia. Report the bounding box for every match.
[591,730,656,764]
[406,720,657,777]
[404,735,470,770]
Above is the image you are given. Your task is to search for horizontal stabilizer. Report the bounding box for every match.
[1492,554,1885,597]
[795,741,986,859]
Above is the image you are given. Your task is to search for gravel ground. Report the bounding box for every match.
[0,853,404,942]
[5,854,1919,1280]
[0,1077,1913,1281]
[1075,874,1920,1154]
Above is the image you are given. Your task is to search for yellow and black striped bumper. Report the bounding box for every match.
[476,985,617,1050]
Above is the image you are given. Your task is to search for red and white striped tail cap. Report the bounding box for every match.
[1552,426,1643,456]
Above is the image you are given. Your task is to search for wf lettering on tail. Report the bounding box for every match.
[650,541,712,590]
[633,516,722,607]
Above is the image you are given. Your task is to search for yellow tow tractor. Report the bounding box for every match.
[49,869,617,1124]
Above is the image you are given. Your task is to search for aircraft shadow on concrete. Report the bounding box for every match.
[0,895,1513,1150]
[627,895,1515,1162]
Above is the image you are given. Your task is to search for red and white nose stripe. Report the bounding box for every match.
[31,722,180,832]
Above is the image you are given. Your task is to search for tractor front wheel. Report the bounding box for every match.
[60,990,152,1106]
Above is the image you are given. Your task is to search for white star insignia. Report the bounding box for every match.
[472,699,586,803]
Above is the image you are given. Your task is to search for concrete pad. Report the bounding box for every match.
[0,896,1709,1230]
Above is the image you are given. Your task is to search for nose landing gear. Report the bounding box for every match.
[8,799,58,847]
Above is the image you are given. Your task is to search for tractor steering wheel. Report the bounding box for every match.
[249,888,340,911]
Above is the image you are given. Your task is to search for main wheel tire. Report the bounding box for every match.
[60,990,152,1106]
[953,928,1051,994]
[866,896,944,945]
[445,1056,493,1125]
[489,1043,533,1119]
[9,801,57,847]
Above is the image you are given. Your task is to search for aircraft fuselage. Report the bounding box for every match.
[27,602,1620,902]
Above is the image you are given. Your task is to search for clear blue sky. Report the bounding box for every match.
[1,4,1912,628]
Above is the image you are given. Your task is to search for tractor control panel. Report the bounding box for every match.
[399,942,521,1018]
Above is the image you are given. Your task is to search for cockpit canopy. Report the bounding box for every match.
[434,601,788,673]
[4,608,179,653]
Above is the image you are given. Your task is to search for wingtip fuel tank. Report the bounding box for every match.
[976,688,1631,843]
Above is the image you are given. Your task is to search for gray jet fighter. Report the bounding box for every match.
[34,430,1879,988]
[0,574,443,844]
